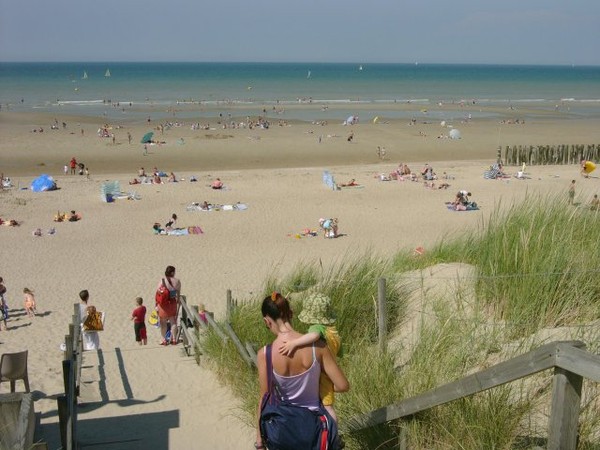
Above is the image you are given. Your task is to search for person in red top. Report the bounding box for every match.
[69,157,77,175]
[131,297,147,345]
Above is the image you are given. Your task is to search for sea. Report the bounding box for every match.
[1,62,599,122]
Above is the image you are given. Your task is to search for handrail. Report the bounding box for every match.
[58,304,83,450]
[347,340,600,450]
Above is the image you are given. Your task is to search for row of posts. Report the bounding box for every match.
[500,144,599,166]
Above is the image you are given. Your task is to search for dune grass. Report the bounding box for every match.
[200,196,600,449]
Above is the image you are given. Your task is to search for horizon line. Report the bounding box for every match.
[1,60,599,68]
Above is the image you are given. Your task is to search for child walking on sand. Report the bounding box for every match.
[23,288,37,318]
[568,180,576,205]
[279,293,342,422]
[131,297,147,345]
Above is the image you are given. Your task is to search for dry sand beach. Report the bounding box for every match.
[1,104,599,449]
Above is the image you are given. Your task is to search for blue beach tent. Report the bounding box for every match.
[31,174,57,192]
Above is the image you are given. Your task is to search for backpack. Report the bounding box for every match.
[155,279,171,306]
[260,345,340,450]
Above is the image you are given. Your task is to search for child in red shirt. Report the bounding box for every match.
[131,297,147,345]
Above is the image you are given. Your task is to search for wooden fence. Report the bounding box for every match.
[57,304,83,450]
[347,340,600,450]
[178,290,258,366]
[501,143,599,166]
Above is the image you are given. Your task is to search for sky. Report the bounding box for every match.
[1,0,599,65]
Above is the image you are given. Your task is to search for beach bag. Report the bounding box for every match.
[83,306,104,331]
[155,279,170,306]
[260,345,339,450]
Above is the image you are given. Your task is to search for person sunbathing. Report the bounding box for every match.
[152,223,165,234]
[339,178,359,187]
[54,211,67,222]
[168,172,177,182]
[129,178,140,185]
[211,178,223,189]
[68,210,81,222]
[452,190,471,206]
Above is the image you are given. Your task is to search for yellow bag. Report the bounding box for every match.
[83,306,104,331]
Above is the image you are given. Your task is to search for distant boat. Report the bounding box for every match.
[307,70,311,79]
[105,69,111,77]
[82,71,88,79]
[359,65,363,71]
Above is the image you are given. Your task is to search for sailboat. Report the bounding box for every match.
[307,70,311,79]
[82,71,88,80]
[105,69,111,78]
[359,65,363,71]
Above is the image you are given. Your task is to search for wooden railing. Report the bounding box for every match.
[57,304,83,450]
[179,291,257,366]
[347,340,600,450]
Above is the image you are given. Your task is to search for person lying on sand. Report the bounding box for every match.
[211,178,223,189]
[0,218,19,226]
[338,179,359,187]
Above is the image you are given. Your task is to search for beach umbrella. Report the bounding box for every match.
[583,161,596,174]
[449,129,461,139]
[141,131,154,144]
[31,174,57,192]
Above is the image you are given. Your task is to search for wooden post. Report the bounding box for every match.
[57,395,68,450]
[547,367,582,450]
[398,422,408,450]
[64,334,73,364]
[378,278,386,353]
[226,289,232,321]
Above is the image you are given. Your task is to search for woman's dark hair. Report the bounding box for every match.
[79,289,89,301]
[165,266,176,277]
[262,292,292,322]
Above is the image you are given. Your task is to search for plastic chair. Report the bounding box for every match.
[0,350,30,393]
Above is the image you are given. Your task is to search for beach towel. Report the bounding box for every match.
[288,228,319,239]
[338,184,365,189]
[186,203,248,212]
[161,226,203,236]
[446,203,479,211]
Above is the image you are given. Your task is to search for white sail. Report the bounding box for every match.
[105,69,111,77]
[307,70,311,79]
[82,71,88,79]
[359,65,363,71]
